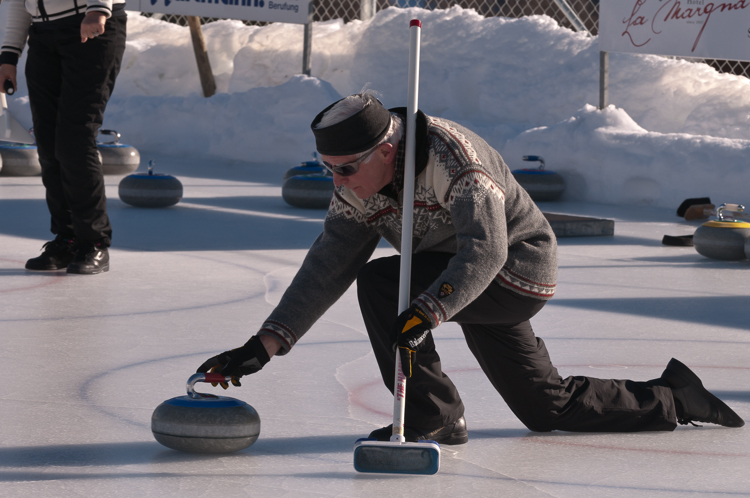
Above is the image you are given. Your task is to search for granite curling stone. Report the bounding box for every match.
[283,153,326,181]
[152,373,261,454]
[745,235,750,260]
[512,155,564,202]
[118,160,183,208]
[693,220,750,261]
[283,160,326,181]
[282,173,335,209]
[0,142,41,176]
[97,129,140,175]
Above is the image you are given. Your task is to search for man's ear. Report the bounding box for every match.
[380,142,396,163]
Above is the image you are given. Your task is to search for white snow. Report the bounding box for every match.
[1,6,749,208]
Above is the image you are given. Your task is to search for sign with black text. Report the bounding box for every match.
[126,0,310,24]
[599,0,750,61]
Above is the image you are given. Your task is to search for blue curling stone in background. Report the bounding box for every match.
[97,130,140,176]
[118,160,183,208]
[282,174,335,209]
[281,153,335,209]
[512,155,565,202]
[284,160,326,181]
[0,143,41,176]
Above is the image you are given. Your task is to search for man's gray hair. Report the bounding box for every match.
[316,91,403,159]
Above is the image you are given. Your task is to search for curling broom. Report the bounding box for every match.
[352,19,440,476]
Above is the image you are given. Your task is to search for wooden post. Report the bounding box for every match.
[186,16,217,98]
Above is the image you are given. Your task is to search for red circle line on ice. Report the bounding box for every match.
[0,257,66,293]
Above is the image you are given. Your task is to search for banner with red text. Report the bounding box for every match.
[599,0,750,61]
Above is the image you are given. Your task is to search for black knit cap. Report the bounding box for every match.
[310,94,392,156]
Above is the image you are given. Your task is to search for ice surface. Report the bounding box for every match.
[1,153,749,496]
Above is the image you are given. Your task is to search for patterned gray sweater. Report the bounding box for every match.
[260,111,557,355]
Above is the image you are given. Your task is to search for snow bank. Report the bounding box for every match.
[504,105,750,207]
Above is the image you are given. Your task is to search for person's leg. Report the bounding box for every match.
[25,24,74,241]
[357,252,464,430]
[455,285,677,432]
[54,15,126,246]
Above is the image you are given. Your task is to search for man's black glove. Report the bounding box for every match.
[196,336,270,389]
[392,304,432,378]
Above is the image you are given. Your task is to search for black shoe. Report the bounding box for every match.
[661,358,744,428]
[25,235,76,270]
[367,416,468,445]
[66,242,110,275]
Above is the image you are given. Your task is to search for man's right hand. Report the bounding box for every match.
[0,64,17,95]
[197,336,271,389]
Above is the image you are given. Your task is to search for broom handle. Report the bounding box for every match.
[391,19,421,443]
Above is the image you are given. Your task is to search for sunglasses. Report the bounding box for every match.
[322,147,378,177]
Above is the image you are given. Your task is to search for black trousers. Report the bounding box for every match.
[26,14,127,246]
[357,252,677,432]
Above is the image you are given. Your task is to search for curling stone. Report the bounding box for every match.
[282,172,335,209]
[745,235,750,260]
[693,221,750,261]
[512,155,564,202]
[0,143,41,176]
[118,160,183,208]
[152,373,261,454]
[97,129,140,175]
[284,158,326,182]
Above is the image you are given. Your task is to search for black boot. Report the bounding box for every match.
[66,242,110,275]
[25,235,76,270]
[367,416,468,445]
[661,358,744,428]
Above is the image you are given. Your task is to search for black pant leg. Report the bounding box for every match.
[357,253,464,429]
[57,15,126,245]
[359,251,677,432]
[456,285,677,432]
[26,16,126,246]
[25,25,72,239]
